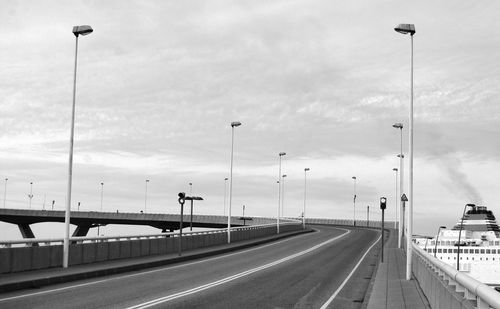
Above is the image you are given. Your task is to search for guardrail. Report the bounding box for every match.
[412,242,500,309]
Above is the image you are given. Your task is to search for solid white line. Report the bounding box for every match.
[319,233,382,309]
[125,229,351,309]
[0,228,316,303]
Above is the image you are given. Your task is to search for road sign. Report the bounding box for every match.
[401,194,408,202]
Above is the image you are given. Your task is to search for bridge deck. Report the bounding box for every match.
[0,208,274,238]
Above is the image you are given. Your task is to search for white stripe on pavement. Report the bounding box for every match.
[125,229,351,309]
[320,233,382,309]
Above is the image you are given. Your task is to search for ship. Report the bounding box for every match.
[416,204,500,288]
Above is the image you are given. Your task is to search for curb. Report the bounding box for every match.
[0,228,314,293]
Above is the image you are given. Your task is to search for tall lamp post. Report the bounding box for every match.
[434,225,446,258]
[352,176,357,226]
[277,152,286,234]
[392,168,398,229]
[3,178,7,208]
[457,204,474,270]
[223,177,228,215]
[395,23,415,280]
[28,182,34,209]
[64,25,93,268]
[144,179,149,213]
[281,174,287,217]
[303,168,310,229]
[393,123,404,249]
[228,121,241,244]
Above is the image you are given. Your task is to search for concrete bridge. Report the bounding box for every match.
[0,208,273,238]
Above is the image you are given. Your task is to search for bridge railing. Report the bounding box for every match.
[412,242,500,309]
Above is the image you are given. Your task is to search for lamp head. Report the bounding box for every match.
[279,152,286,156]
[394,24,415,35]
[393,168,398,171]
[231,121,241,127]
[352,176,356,180]
[282,174,287,178]
[72,25,93,37]
[392,123,403,129]
[305,168,310,171]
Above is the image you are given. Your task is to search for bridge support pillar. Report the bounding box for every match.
[17,223,39,246]
[72,225,91,237]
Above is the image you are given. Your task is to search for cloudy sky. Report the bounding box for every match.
[1,0,500,239]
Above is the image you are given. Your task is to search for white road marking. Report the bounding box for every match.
[0,228,322,302]
[125,229,351,309]
[319,233,382,309]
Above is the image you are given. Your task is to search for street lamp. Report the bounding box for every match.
[100,182,104,211]
[393,123,404,249]
[228,121,241,243]
[434,225,446,258]
[457,204,474,270]
[3,178,7,208]
[392,168,398,229]
[189,182,192,195]
[394,23,415,281]
[223,177,228,215]
[188,195,203,231]
[281,174,287,217]
[352,176,357,226]
[64,24,93,268]
[144,179,149,213]
[277,152,286,234]
[28,182,33,209]
[303,168,310,229]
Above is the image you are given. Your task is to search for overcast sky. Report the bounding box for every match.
[1,0,500,239]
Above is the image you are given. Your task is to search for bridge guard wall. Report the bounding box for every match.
[0,223,301,273]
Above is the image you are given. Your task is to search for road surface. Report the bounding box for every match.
[0,225,381,308]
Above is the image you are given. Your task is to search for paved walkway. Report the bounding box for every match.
[366,231,431,309]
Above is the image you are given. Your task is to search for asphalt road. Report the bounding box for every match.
[0,225,381,309]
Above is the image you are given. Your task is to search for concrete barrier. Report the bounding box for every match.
[0,223,302,274]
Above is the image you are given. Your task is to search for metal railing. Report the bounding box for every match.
[0,222,301,248]
[412,242,500,309]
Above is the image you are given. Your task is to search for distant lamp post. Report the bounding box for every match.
[52,200,55,210]
[188,195,204,231]
[434,226,446,258]
[367,205,370,227]
[3,178,7,208]
[457,204,475,270]
[28,182,34,209]
[100,182,104,211]
[392,168,398,229]
[223,177,228,215]
[394,23,415,281]
[277,152,286,234]
[78,201,81,211]
[393,123,404,249]
[144,179,149,213]
[281,174,287,217]
[303,168,310,229]
[352,176,357,226]
[64,24,93,269]
[228,121,241,243]
[189,182,192,195]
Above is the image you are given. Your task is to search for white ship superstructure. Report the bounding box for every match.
[417,205,500,286]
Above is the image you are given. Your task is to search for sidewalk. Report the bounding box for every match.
[0,228,311,293]
[366,231,431,309]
